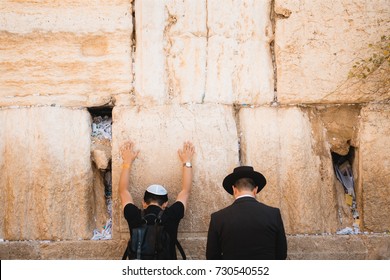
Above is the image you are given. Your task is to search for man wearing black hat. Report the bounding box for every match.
[119,140,195,259]
[206,166,287,260]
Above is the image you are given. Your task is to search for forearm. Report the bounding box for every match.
[119,163,131,193]
[176,141,195,209]
[176,164,193,209]
[119,163,134,207]
[118,141,139,208]
[181,164,193,194]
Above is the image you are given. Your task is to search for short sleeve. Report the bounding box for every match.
[165,201,185,222]
[123,203,142,228]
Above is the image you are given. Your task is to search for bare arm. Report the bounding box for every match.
[119,141,139,210]
[176,141,195,211]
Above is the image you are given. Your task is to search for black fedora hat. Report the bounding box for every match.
[222,166,266,195]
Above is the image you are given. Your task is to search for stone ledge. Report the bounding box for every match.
[0,234,388,260]
[287,234,390,260]
[0,240,127,260]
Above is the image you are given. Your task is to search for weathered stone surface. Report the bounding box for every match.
[111,104,238,238]
[91,150,110,170]
[134,0,207,104]
[205,0,274,104]
[134,0,274,105]
[0,107,94,240]
[239,107,340,234]
[0,0,132,107]
[0,31,132,107]
[287,234,390,260]
[360,105,390,232]
[0,240,127,260]
[275,0,390,104]
[1,235,389,260]
[315,105,361,156]
[178,234,207,260]
[166,36,207,104]
[0,0,132,33]
[91,141,111,170]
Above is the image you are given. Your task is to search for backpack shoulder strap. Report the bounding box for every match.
[156,210,164,223]
[175,239,186,260]
[122,239,131,260]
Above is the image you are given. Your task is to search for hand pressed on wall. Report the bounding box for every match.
[178,141,195,164]
[120,141,139,164]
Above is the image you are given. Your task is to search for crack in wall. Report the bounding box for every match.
[163,8,178,102]
[270,0,278,105]
[233,104,243,165]
[131,2,136,98]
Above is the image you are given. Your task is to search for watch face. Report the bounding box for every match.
[185,162,192,167]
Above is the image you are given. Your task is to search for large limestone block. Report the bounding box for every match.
[0,107,94,240]
[360,105,390,232]
[165,36,207,104]
[0,0,131,33]
[0,0,132,107]
[205,36,274,104]
[275,0,390,104]
[205,0,274,104]
[239,107,339,234]
[134,0,274,105]
[112,104,238,236]
[134,0,207,104]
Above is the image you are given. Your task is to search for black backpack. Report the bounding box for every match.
[122,210,186,260]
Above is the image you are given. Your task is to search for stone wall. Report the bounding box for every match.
[0,0,389,259]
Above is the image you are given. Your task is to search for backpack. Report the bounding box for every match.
[122,210,186,260]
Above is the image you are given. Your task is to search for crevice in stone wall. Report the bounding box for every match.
[131,3,136,53]
[130,1,137,99]
[269,2,292,106]
[163,5,179,102]
[270,0,278,105]
[332,146,361,234]
[88,106,113,240]
[233,104,243,165]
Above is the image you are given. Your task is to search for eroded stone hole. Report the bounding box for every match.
[88,107,113,240]
[331,146,360,234]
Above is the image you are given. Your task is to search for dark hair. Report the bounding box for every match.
[233,178,256,191]
[143,191,168,206]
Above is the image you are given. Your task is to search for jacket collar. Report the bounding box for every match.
[235,194,255,200]
[233,196,257,204]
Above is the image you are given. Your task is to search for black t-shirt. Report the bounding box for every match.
[124,201,185,259]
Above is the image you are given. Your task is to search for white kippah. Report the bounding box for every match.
[146,184,168,196]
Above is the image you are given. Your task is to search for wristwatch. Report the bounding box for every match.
[183,162,192,168]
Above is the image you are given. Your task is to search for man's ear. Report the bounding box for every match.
[142,201,148,209]
[232,185,238,196]
[162,201,168,209]
[253,186,258,195]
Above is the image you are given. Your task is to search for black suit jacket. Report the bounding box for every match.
[206,196,287,260]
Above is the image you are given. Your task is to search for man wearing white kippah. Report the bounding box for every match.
[119,140,195,260]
